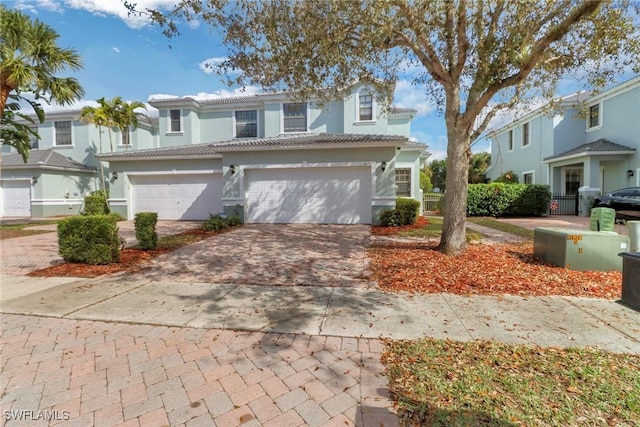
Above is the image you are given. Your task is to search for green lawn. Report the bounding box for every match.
[0,220,60,240]
[398,217,484,242]
[466,217,535,240]
[384,339,640,427]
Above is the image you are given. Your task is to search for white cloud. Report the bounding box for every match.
[148,86,262,102]
[22,0,179,29]
[393,80,435,116]
[112,47,120,54]
[198,57,243,77]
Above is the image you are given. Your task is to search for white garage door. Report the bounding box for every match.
[1,180,31,217]
[245,167,371,224]
[131,174,222,220]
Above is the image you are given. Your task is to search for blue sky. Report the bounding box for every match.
[7,1,637,160]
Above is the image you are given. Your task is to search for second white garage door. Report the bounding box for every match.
[131,174,222,220]
[1,180,31,217]
[245,167,371,224]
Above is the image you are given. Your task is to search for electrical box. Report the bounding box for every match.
[590,207,616,232]
[534,227,629,272]
[619,252,640,310]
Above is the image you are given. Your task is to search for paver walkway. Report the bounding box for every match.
[0,314,396,427]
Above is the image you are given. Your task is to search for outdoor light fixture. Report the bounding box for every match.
[31,176,38,184]
[381,161,387,172]
[628,169,635,179]
[230,165,237,174]
[111,172,118,180]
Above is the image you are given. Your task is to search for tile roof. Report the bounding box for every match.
[96,144,223,161]
[1,149,96,172]
[543,139,636,161]
[98,133,407,160]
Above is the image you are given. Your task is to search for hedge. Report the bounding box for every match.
[83,191,109,215]
[58,215,120,264]
[467,183,550,217]
[380,198,421,226]
[135,212,158,250]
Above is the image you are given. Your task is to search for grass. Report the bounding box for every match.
[398,217,484,242]
[383,338,640,426]
[0,220,60,240]
[467,217,535,240]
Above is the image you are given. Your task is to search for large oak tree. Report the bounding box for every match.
[128,0,640,254]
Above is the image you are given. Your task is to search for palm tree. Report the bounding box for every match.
[0,5,84,118]
[80,98,112,197]
[112,97,148,148]
[0,5,83,161]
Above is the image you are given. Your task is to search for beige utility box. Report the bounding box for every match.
[533,227,629,272]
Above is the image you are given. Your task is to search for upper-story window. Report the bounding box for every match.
[29,126,39,149]
[523,172,534,185]
[121,127,131,146]
[395,168,411,197]
[54,121,72,146]
[235,110,257,138]
[169,109,181,133]
[522,122,530,147]
[507,130,514,151]
[588,103,600,129]
[283,102,307,133]
[359,94,373,121]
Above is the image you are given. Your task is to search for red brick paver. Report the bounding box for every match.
[1,315,398,426]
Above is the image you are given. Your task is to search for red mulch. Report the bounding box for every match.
[368,242,622,299]
[371,216,430,235]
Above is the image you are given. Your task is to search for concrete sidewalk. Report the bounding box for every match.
[2,275,638,354]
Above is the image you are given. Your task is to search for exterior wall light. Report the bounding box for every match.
[32,176,38,184]
[381,161,387,172]
[111,172,118,180]
[230,165,237,174]
[628,169,634,179]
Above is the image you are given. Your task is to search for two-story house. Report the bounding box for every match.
[488,76,639,211]
[1,84,426,223]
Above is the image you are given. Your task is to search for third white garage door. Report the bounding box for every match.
[245,167,371,224]
[131,174,222,220]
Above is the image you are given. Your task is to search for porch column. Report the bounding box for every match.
[583,157,601,190]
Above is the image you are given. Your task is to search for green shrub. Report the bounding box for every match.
[58,215,120,264]
[226,215,243,227]
[379,198,420,226]
[83,191,110,215]
[467,183,550,217]
[203,213,228,232]
[134,212,158,250]
[396,198,420,225]
[495,170,519,184]
[108,212,126,222]
[379,209,404,226]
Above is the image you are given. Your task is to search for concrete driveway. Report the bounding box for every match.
[130,224,374,288]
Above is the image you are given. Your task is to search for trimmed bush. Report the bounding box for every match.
[107,212,126,222]
[467,183,550,217]
[58,215,120,264]
[83,190,109,215]
[134,212,158,250]
[226,215,243,227]
[202,213,227,232]
[379,198,421,226]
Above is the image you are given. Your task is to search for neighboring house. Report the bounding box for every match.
[488,76,640,201]
[1,84,427,223]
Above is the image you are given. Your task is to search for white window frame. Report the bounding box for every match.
[29,125,39,149]
[522,170,535,185]
[53,120,73,147]
[168,109,182,134]
[120,126,131,146]
[586,102,602,132]
[521,122,530,148]
[507,129,514,152]
[281,102,308,133]
[233,109,259,138]
[395,167,412,198]
[354,87,376,123]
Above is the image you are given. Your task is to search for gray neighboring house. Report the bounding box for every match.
[488,76,639,212]
[1,83,428,223]
[0,149,96,217]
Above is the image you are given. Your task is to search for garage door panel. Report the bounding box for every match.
[131,174,222,220]
[1,180,31,217]
[245,167,371,224]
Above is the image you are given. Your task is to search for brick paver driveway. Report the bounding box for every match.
[133,225,374,288]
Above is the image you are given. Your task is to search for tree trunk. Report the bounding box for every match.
[438,103,472,255]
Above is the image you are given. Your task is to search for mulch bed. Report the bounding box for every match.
[368,242,622,299]
[371,216,430,236]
